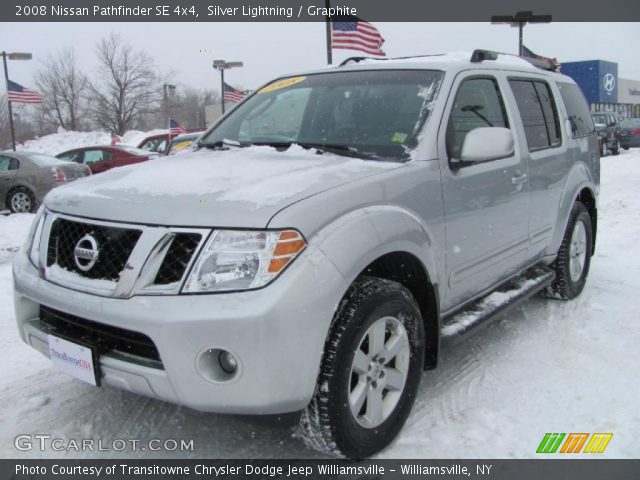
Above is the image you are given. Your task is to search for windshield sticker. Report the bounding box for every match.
[391,133,408,143]
[259,76,307,94]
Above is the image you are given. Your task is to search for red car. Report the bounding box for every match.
[56,145,159,174]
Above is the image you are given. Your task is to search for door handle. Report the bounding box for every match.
[511,174,528,185]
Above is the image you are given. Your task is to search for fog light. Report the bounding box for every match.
[219,351,238,374]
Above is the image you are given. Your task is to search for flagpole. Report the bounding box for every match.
[1,52,17,151]
[325,0,332,65]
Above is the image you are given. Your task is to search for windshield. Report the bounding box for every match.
[198,69,443,161]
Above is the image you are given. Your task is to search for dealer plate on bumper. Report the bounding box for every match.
[48,335,101,386]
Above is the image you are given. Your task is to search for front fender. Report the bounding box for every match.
[310,205,442,293]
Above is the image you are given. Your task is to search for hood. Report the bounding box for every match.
[45,145,401,227]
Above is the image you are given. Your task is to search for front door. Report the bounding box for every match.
[438,73,530,311]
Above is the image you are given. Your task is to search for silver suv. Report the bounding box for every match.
[13,50,599,458]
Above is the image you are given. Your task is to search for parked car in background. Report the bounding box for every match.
[619,118,640,150]
[0,151,90,213]
[592,112,621,156]
[167,132,204,155]
[137,133,168,154]
[56,145,159,174]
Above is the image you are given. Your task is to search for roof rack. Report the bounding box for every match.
[470,49,559,72]
[338,53,446,67]
[339,50,559,72]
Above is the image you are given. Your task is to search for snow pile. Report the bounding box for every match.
[17,128,168,156]
[18,130,112,156]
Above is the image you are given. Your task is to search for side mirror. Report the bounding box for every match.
[459,127,514,163]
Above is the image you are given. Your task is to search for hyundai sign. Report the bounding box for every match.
[561,60,618,104]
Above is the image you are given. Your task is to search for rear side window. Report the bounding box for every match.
[83,150,112,164]
[508,80,560,151]
[558,83,595,138]
[446,77,509,159]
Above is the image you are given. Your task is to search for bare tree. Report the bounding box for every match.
[35,48,89,130]
[89,33,159,135]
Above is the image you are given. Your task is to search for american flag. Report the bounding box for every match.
[224,83,246,103]
[522,45,561,72]
[331,19,385,57]
[169,119,186,135]
[7,80,43,104]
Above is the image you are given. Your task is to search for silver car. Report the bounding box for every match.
[13,50,599,457]
[0,151,91,213]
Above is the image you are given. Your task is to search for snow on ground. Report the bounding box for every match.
[0,151,639,459]
[15,128,166,157]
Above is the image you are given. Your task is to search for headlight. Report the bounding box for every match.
[24,206,46,268]
[183,229,306,293]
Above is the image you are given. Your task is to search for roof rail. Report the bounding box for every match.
[470,49,559,72]
[338,53,446,67]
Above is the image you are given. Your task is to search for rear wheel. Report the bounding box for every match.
[7,187,36,213]
[543,202,593,300]
[297,277,425,458]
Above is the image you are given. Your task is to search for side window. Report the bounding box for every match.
[446,77,509,160]
[557,83,595,138]
[509,80,561,151]
[83,150,111,165]
[0,155,12,172]
[59,151,83,163]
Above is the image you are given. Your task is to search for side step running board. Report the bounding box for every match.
[441,266,555,345]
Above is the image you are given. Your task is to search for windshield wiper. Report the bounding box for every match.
[296,142,381,160]
[197,139,246,150]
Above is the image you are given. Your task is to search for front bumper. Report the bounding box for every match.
[13,246,347,414]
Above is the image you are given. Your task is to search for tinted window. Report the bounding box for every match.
[509,80,560,151]
[201,70,444,161]
[0,155,14,172]
[58,151,83,163]
[558,83,595,138]
[83,150,111,164]
[446,77,509,159]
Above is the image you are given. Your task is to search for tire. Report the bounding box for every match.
[543,202,593,300]
[611,138,621,156]
[297,276,425,458]
[7,187,36,214]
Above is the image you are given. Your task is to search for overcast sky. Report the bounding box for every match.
[1,22,639,94]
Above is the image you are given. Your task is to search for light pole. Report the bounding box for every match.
[2,51,32,151]
[490,11,552,56]
[162,83,176,128]
[213,60,243,115]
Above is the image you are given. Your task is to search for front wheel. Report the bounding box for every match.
[298,277,425,458]
[543,202,593,299]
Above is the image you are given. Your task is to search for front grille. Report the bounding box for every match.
[40,306,162,364]
[47,218,141,281]
[154,233,201,285]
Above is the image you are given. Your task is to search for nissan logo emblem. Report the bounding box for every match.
[603,73,615,93]
[74,234,100,272]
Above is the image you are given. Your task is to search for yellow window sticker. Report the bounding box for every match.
[259,76,307,94]
[391,132,408,143]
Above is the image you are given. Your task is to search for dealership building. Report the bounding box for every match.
[561,60,640,119]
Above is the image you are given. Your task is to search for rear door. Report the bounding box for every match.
[438,72,530,310]
[506,77,568,261]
